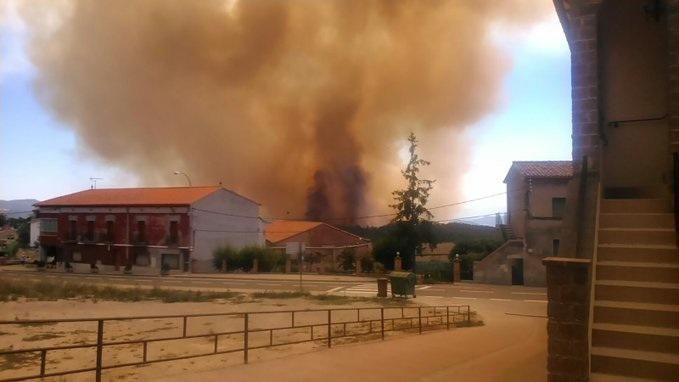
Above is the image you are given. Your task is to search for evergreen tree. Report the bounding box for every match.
[390,132,435,271]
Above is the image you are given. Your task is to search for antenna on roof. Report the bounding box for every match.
[89,177,103,189]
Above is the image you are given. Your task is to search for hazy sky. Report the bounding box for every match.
[0,1,571,222]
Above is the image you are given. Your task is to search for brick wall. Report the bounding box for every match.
[543,257,591,382]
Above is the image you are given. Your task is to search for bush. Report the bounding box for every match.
[416,261,452,282]
[339,248,356,271]
[374,261,385,274]
[213,246,284,272]
[212,246,238,271]
[360,255,374,273]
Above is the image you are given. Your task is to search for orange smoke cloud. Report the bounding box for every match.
[21,0,551,223]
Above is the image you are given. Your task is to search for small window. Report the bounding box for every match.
[106,221,114,242]
[86,221,95,241]
[69,220,77,240]
[169,221,178,244]
[40,218,58,233]
[552,197,566,218]
[137,221,146,242]
[553,239,560,256]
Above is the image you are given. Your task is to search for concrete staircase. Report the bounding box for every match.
[591,199,679,381]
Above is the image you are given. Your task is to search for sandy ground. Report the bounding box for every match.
[1,296,459,382]
[158,297,548,382]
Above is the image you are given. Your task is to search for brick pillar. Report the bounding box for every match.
[355,257,362,274]
[452,259,461,283]
[558,0,603,261]
[285,257,292,273]
[251,258,258,273]
[394,255,402,271]
[543,257,591,382]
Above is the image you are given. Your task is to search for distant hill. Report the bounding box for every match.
[0,199,39,218]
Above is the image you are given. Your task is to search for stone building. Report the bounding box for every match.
[473,161,572,286]
[265,220,371,272]
[545,1,679,380]
[34,186,264,273]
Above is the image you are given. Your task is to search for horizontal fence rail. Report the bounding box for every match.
[0,305,471,382]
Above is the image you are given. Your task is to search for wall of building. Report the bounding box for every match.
[473,240,524,285]
[506,175,528,238]
[599,0,670,197]
[191,189,264,272]
[528,179,569,218]
[38,206,192,271]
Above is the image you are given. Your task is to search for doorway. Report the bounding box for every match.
[511,258,524,286]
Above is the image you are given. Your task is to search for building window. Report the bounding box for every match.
[40,218,58,234]
[552,197,566,218]
[86,220,95,241]
[553,239,560,256]
[137,220,146,242]
[169,221,178,244]
[69,220,77,240]
[106,221,114,242]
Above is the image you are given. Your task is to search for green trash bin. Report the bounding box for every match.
[389,271,416,298]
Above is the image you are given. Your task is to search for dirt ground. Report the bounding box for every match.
[0,296,465,381]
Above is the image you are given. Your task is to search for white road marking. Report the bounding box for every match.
[460,289,494,293]
[418,286,432,290]
[490,298,512,301]
[325,287,344,293]
[452,297,478,300]
[524,300,548,303]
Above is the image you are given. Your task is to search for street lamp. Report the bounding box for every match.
[173,171,192,186]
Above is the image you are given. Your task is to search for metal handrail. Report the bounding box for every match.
[0,305,471,382]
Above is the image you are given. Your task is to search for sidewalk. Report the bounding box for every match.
[154,298,547,382]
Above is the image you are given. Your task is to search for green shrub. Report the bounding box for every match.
[416,261,452,282]
[373,261,385,274]
[359,255,374,273]
[339,248,356,271]
[212,246,238,271]
[240,246,284,272]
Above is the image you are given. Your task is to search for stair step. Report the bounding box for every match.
[592,323,679,354]
[595,282,679,305]
[591,346,679,380]
[598,244,679,263]
[601,199,672,214]
[600,213,675,229]
[599,228,676,246]
[596,262,679,283]
[596,280,679,290]
[590,373,663,382]
[594,300,679,328]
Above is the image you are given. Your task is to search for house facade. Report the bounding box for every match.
[265,220,371,272]
[35,186,263,273]
[473,161,572,286]
[545,1,679,380]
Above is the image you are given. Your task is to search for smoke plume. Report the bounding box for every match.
[20,0,551,223]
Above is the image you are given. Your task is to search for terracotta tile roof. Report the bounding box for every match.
[36,186,222,207]
[504,161,573,183]
[265,220,323,244]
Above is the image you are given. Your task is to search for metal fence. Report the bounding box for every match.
[0,305,471,382]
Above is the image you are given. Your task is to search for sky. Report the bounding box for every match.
[0,1,571,222]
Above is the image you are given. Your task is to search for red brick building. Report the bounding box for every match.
[35,186,263,273]
[265,220,371,272]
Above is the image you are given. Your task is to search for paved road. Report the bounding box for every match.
[0,269,547,303]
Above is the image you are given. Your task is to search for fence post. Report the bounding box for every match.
[96,319,104,382]
[380,308,385,340]
[466,305,471,324]
[418,307,422,334]
[143,341,148,362]
[40,349,46,377]
[327,310,332,348]
[446,306,450,330]
[243,313,249,364]
[182,316,187,337]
